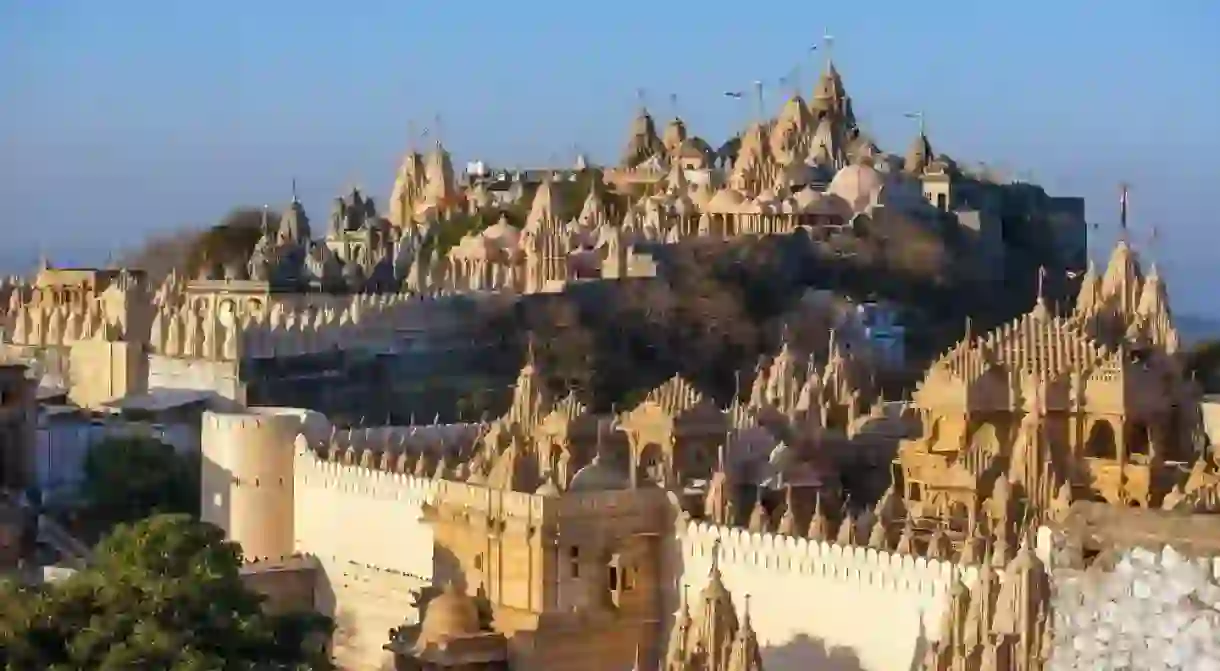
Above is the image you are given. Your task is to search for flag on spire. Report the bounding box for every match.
[1119,182,1129,230]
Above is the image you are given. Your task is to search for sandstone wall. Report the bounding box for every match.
[150,354,242,401]
[670,521,974,671]
[293,451,440,670]
[201,408,320,560]
[1048,545,1220,670]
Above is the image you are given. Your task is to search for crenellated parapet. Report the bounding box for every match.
[322,422,485,456]
[671,519,980,671]
[148,289,485,361]
[677,519,975,596]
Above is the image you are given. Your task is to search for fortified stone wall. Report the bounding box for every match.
[293,448,440,579]
[670,521,975,671]
[323,423,483,455]
[201,408,326,560]
[237,292,493,359]
[293,447,444,670]
[240,555,319,615]
[1048,544,1220,670]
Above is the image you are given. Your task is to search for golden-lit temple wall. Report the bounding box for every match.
[669,521,975,671]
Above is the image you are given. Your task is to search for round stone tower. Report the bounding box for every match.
[200,407,324,561]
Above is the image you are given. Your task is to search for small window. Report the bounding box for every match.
[474,554,483,570]
[212,493,223,508]
[569,546,580,578]
[608,566,620,591]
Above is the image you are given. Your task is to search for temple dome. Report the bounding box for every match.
[826,163,884,213]
[568,455,628,492]
[706,187,747,214]
[419,584,481,643]
[534,479,561,496]
[481,215,521,253]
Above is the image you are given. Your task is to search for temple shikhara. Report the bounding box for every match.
[2,50,1218,671]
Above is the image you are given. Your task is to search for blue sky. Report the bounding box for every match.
[2,1,1218,314]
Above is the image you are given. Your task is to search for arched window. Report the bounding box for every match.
[1085,421,1117,459]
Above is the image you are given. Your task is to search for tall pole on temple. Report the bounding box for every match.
[753,80,765,123]
[723,89,748,140]
[822,31,835,67]
[904,110,926,136]
[1119,181,1130,236]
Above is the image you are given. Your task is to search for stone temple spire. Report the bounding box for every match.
[727,594,765,671]
[664,585,693,671]
[690,540,739,671]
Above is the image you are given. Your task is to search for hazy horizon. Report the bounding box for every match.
[2,2,1218,314]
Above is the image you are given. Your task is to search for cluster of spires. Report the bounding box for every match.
[663,541,764,671]
[923,237,1178,392]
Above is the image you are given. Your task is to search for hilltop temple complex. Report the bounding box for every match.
[2,55,1219,671]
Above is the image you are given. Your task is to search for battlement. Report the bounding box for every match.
[324,422,485,456]
[678,520,974,595]
[293,440,663,522]
[294,443,442,505]
[672,520,976,670]
[204,407,329,444]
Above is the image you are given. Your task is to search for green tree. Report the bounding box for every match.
[0,514,334,671]
[79,436,200,536]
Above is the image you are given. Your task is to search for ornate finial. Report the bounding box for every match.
[291,178,299,204]
[709,538,722,577]
[1037,265,1047,304]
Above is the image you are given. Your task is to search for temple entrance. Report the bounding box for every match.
[1085,421,1117,459]
[636,443,665,487]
